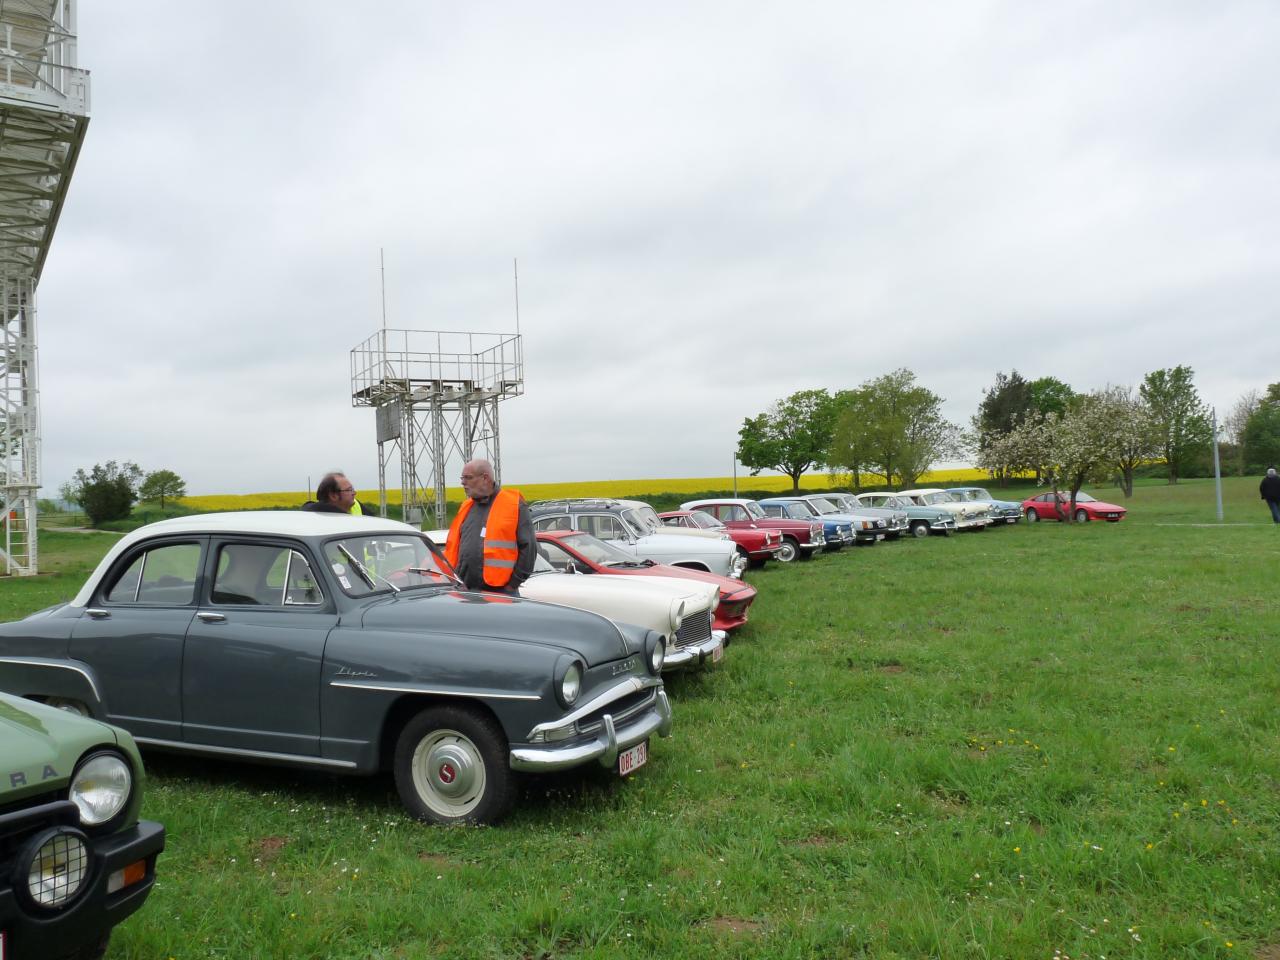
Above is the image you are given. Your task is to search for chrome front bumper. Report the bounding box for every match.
[509,688,673,772]
[664,630,726,670]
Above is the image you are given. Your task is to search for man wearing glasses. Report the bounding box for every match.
[302,472,376,515]
[443,458,536,595]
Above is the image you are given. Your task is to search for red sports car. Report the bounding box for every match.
[1021,491,1127,523]
[658,509,782,565]
[536,530,757,632]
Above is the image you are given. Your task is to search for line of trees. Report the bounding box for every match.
[61,462,187,525]
[736,365,1273,515]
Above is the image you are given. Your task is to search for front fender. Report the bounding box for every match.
[0,657,106,717]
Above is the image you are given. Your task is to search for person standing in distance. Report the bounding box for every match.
[444,458,536,594]
[302,472,376,515]
[1261,466,1280,524]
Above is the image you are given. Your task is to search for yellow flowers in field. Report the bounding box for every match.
[180,468,997,510]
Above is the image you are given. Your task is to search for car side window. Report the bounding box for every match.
[104,542,201,605]
[532,515,571,532]
[761,504,782,518]
[538,540,579,573]
[579,514,625,541]
[726,506,747,522]
[212,543,323,606]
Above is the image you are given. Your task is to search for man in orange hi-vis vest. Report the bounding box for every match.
[444,458,536,594]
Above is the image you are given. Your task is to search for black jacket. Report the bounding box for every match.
[1261,474,1280,502]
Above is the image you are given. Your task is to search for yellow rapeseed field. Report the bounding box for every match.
[179,468,995,511]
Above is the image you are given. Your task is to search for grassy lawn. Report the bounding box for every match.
[5,478,1278,958]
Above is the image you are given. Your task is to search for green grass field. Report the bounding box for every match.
[4,478,1278,958]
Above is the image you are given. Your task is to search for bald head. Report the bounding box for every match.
[460,459,497,500]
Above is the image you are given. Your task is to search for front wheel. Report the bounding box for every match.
[1074,508,1089,523]
[909,521,930,539]
[1024,509,1039,523]
[775,537,800,562]
[394,706,515,825]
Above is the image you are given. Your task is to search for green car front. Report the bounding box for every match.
[0,692,164,960]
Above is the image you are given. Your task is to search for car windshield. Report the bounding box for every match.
[560,533,643,567]
[624,507,660,533]
[805,497,839,515]
[949,490,976,501]
[1073,492,1097,502]
[780,501,816,519]
[742,502,766,520]
[971,488,993,500]
[323,533,456,597]
[923,492,957,505]
[688,511,724,529]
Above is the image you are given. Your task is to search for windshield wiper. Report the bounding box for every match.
[337,545,400,594]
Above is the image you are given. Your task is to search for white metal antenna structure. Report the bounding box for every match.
[0,1,89,575]
[351,329,524,528]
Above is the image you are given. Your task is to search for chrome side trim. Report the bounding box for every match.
[134,736,358,769]
[329,680,540,702]
[0,657,102,702]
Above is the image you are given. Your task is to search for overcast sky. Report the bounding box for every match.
[33,1,1280,495]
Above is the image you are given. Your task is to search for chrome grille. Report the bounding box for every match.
[576,686,657,735]
[674,610,713,649]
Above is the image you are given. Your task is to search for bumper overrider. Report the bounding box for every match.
[664,629,726,670]
[0,801,164,960]
[510,676,673,773]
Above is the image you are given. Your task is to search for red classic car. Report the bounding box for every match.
[1021,491,1127,523]
[658,509,782,565]
[679,498,825,562]
[535,530,757,632]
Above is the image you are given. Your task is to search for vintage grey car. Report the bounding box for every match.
[854,492,957,538]
[0,513,672,826]
[0,691,164,960]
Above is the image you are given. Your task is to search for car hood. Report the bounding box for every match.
[359,589,634,664]
[521,573,717,633]
[1084,500,1125,512]
[0,694,116,801]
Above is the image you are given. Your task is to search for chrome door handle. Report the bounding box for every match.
[196,612,226,623]
[86,608,110,620]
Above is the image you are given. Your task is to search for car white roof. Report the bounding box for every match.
[898,488,943,496]
[682,498,754,509]
[70,511,419,608]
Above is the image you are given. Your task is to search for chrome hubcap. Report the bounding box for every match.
[411,729,485,816]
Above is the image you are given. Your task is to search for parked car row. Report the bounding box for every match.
[0,481,1124,952]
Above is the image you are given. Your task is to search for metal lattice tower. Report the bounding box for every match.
[0,1,89,576]
[351,329,524,528]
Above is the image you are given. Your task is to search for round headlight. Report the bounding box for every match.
[69,752,132,827]
[669,599,686,634]
[23,828,89,909]
[645,630,665,675]
[557,659,583,708]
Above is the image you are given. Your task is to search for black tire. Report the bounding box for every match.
[393,705,515,825]
[1075,508,1089,523]
[1025,509,1039,523]
[775,537,800,563]
[909,521,930,539]
[57,933,109,960]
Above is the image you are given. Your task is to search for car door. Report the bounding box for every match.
[181,538,336,757]
[68,537,205,741]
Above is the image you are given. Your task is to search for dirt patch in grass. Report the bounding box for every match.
[876,659,905,673]
[700,917,764,935]
[253,836,289,864]
[1253,945,1280,960]
[418,852,458,870]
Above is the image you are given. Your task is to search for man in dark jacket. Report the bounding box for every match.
[301,472,377,515]
[1261,467,1280,524]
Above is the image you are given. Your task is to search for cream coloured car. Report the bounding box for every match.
[897,488,993,529]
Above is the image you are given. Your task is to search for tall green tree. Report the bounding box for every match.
[1139,365,1213,483]
[68,461,144,526]
[972,370,1032,485]
[737,388,837,491]
[827,369,962,490]
[1223,389,1261,476]
[1242,383,1280,471]
[1027,376,1076,417]
[139,469,187,508]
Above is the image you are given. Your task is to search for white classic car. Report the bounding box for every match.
[426,530,726,672]
[614,500,730,542]
[897,488,993,529]
[529,499,748,578]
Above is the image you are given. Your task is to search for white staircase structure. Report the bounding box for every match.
[0,1,88,575]
[351,329,524,528]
